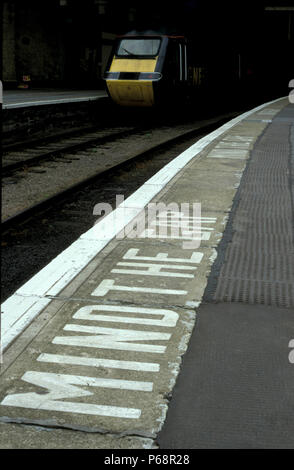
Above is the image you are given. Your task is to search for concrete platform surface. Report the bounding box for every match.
[1,97,293,449]
[2,89,107,109]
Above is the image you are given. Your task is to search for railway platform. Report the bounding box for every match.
[2,88,109,146]
[2,88,108,109]
[0,96,293,449]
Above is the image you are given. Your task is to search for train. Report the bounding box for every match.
[103,32,206,107]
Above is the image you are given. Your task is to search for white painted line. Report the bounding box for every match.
[37,353,160,372]
[54,324,171,353]
[91,279,187,296]
[139,229,211,240]
[122,248,204,264]
[111,259,197,277]
[1,97,286,351]
[116,261,196,269]
[81,207,142,241]
[111,268,195,278]
[151,222,213,230]
[1,395,141,419]
[116,185,164,209]
[34,372,153,392]
[16,238,111,297]
[162,215,216,221]
[72,304,178,327]
[1,371,142,418]
[1,296,52,351]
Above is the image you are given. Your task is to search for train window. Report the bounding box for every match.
[116,39,161,57]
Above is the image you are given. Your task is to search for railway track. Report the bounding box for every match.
[2,125,141,174]
[1,111,238,301]
[2,101,183,173]
[2,112,238,230]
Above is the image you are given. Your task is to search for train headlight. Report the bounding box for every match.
[104,72,120,80]
[104,72,162,81]
[139,73,162,81]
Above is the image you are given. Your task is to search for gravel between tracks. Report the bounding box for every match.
[1,128,213,302]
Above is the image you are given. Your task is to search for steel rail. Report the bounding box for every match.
[1,114,237,233]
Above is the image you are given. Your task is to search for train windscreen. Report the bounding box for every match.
[116,39,161,57]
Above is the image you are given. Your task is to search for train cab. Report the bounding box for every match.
[104,33,203,107]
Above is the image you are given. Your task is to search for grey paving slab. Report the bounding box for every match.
[63,239,218,308]
[0,296,196,437]
[0,422,156,449]
[161,170,243,213]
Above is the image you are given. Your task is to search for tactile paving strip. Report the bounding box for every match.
[204,104,294,308]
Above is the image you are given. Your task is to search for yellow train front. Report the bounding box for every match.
[104,34,198,107]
